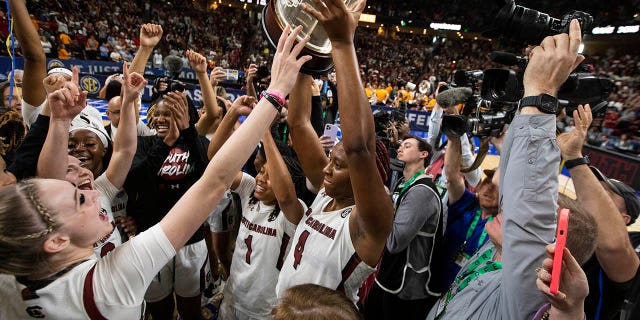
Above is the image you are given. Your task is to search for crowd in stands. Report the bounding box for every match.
[1,1,638,153]
[363,0,639,31]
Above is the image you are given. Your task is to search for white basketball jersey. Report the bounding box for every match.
[93,173,123,258]
[276,189,375,303]
[0,225,174,320]
[0,260,102,319]
[225,198,302,317]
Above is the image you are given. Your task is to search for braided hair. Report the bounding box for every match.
[0,109,26,157]
[0,179,62,276]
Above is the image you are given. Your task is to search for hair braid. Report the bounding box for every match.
[13,181,57,240]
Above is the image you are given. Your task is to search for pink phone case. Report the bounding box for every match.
[550,208,570,295]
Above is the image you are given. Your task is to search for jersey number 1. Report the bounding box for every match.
[245,235,253,264]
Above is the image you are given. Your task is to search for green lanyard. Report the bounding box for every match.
[461,209,490,259]
[436,247,502,319]
[398,170,425,197]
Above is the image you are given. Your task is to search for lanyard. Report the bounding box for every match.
[461,208,489,258]
[436,247,502,319]
[398,170,424,197]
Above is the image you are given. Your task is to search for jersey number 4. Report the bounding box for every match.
[293,230,310,269]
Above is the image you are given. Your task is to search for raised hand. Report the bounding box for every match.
[139,24,163,48]
[246,63,258,82]
[210,67,226,87]
[556,104,592,160]
[536,244,588,317]
[435,81,448,97]
[121,62,148,102]
[319,135,335,151]
[301,0,366,45]
[43,74,69,95]
[48,84,87,121]
[267,25,312,96]
[43,66,80,94]
[523,19,585,97]
[230,95,257,116]
[164,91,190,130]
[186,50,208,74]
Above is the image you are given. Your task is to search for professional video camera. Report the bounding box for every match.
[481,1,614,115]
[482,54,614,117]
[487,0,594,45]
[437,87,514,139]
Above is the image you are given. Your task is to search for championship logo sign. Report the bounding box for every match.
[80,76,101,94]
[46,59,65,69]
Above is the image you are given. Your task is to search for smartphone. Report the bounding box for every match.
[323,124,341,142]
[222,68,238,81]
[550,208,570,295]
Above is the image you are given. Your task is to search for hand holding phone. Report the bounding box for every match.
[550,208,570,295]
[323,124,341,142]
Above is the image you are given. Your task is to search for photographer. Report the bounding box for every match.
[427,19,592,320]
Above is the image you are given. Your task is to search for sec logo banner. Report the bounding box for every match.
[81,76,101,94]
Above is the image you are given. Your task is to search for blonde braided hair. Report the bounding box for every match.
[0,180,58,241]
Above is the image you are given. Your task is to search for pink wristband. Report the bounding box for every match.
[265,89,286,106]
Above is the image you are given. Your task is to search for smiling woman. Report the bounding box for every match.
[68,115,111,179]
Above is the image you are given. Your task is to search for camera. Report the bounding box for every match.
[453,70,484,88]
[153,76,186,95]
[490,0,593,45]
[440,92,514,138]
[442,112,512,138]
[482,63,614,117]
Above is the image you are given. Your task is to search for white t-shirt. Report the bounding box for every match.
[0,225,175,319]
[276,189,375,304]
[93,173,124,258]
[224,173,304,318]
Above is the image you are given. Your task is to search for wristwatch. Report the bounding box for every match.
[564,156,590,169]
[519,94,559,114]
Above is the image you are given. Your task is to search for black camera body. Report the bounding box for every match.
[490,0,593,45]
[442,111,513,139]
[153,76,186,95]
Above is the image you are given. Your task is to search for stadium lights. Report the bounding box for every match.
[360,14,376,23]
[617,25,639,33]
[592,26,615,34]
[430,23,462,31]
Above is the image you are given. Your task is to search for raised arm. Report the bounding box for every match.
[159,26,311,249]
[188,50,222,135]
[263,132,304,224]
[37,72,86,179]
[287,73,327,190]
[303,0,394,266]
[558,106,639,282]
[499,19,586,320]
[206,95,254,160]
[245,63,258,99]
[105,63,147,189]
[443,136,465,204]
[129,24,163,74]
[10,0,47,112]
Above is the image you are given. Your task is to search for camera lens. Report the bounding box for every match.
[494,1,557,44]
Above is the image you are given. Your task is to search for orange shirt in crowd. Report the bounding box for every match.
[375,88,388,103]
[59,33,72,45]
[365,87,373,98]
[58,48,70,60]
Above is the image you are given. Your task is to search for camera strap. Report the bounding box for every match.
[460,137,491,173]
